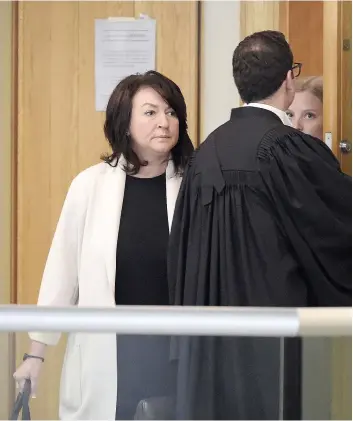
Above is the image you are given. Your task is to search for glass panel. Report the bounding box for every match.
[0,332,17,419]
[302,337,352,421]
[10,331,284,420]
[3,330,352,420]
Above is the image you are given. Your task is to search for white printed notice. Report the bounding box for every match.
[95,18,156,111]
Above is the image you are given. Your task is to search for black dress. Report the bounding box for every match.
[115,173,175,420]
[168,107,352,420]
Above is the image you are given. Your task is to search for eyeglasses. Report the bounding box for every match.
[291,62,302,78]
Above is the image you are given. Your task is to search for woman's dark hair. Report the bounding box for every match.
[102,70,194,175]
[232,30,294,103]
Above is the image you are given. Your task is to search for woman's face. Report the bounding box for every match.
[286,91,323,140]
[129,86,179,160]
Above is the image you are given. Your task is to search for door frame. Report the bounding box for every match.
[0,1,18,417]
[323,0,342,158]
[323,0,352,171]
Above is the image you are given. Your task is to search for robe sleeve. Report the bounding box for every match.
[258,128,352,306]
[168,139,226,307]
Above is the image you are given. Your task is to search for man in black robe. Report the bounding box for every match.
[168,31,351,420]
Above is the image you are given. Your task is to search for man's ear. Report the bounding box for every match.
[285,70,295,94]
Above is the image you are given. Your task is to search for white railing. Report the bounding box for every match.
[0,305,351,337]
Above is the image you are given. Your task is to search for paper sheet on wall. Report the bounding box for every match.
[95,17,156,111]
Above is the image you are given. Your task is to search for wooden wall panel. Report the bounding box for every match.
[77,2,135,171]
[134,1,199,144]
[16,4,82,418]
[17,4,68,417]
[18,2,53,307]
[240,1,281,37]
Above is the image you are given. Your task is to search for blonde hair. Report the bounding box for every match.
[294,76,323,103]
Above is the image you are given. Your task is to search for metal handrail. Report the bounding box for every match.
[0,305,351,337]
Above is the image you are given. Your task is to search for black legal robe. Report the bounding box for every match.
[168,107,352,420]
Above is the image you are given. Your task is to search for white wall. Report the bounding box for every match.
[200,1,241,142]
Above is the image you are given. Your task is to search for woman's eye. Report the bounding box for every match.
[145,110,155,116]
[305,112,315,119]
[286,111,293,119]
[167,110,177,117]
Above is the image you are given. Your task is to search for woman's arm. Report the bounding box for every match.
[28,174,88,346]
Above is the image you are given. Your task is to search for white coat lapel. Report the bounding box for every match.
[166,160,182,232]
[103,157,126,293]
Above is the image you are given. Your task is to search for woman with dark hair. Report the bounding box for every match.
[13,71,194,420]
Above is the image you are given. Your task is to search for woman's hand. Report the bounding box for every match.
[13,358,43,398]
[13,341,47,398]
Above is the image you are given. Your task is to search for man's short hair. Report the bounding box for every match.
[232,30,293,104]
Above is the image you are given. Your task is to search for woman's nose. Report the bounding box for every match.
[292,118,303,131]
[157,113,169,128]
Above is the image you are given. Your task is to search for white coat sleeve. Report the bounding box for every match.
[29,173,89,346]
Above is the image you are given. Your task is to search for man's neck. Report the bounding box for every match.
[245,101,293,126]
[255,99,286,112]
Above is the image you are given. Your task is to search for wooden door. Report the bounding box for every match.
[286,1,323,77]
[14,1,199,418]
